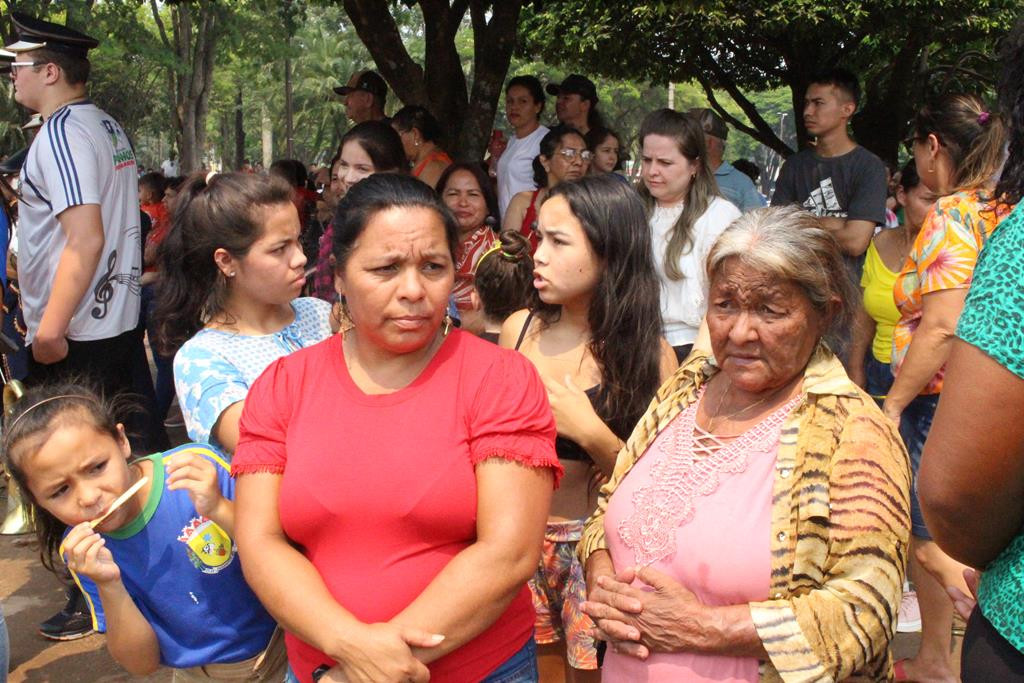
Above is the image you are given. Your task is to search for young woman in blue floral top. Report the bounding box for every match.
[154,173,333,453]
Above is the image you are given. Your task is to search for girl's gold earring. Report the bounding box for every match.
[442,314,453,336]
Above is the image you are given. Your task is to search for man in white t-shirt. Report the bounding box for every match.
[8,14,150,403]
[160,154,178,176]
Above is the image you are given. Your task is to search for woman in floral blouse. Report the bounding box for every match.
[884,93,1014,682]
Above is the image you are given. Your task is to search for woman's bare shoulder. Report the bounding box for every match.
[497,308,533,349]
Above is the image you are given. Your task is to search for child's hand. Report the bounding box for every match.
[166,451,223,519]
[63,523,121,585]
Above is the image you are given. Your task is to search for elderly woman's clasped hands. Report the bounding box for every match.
[584,563,711,660]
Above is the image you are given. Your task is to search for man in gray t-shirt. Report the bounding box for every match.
[772,69,887,359]
[772,145,887,239]
[771,69,887,260]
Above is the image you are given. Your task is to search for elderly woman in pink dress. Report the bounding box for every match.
[579,205,911,682]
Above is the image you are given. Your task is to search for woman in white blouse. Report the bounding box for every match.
[638,108,741,362]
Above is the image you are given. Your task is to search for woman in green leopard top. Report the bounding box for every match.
[919,19,1024,680]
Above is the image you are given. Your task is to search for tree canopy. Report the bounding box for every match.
[520,0,1019,163]
[1,1,1018,174]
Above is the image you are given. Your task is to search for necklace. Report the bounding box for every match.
[704,377,799,434]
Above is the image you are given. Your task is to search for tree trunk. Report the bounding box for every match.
[340,0,524,160]
[234,87,245,170]
[284,55,294,158]
[219,111,231,170]
[458,0,522,160]
[150,0,223,173]
[261,104,274,169]
[852,37,928,166]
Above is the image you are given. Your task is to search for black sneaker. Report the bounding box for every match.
[38,587,93,641]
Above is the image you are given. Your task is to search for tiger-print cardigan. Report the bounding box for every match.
[579,345,911,682]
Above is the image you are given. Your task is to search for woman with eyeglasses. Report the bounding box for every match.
[639,108,741,363]
[503,125,591,253]
[884,94,1013,683]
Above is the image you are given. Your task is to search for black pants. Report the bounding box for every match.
[961,607,1024,682]
[26,325,168,452]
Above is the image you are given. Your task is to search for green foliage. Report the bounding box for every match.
[520,0,1018,162]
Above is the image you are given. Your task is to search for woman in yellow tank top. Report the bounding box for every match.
[848,161,935,401]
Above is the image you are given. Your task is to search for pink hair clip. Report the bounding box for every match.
[978,111,991,125]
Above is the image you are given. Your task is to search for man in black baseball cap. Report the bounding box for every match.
[546,74,602,135]
[334,69,388,124]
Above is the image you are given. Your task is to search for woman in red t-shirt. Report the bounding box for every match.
[232,173,562,683]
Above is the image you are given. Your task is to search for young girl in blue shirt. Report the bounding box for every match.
[3,383,285,680]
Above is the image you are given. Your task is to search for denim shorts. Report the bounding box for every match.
[864,354,894,407]
[864,354,938,539]
[286,637,538,683]
[899,392,940,540]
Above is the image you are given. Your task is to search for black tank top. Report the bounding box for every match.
[515,311,599,463]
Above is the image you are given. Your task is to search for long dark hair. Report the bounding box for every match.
[391,105,444,144]
[153,172,294,354]
[638,109,719,281]
[996,17,1024,205]
[531,175,664,439]
[533,124,584,188]
[332,173,459,271]
[436,162,501,227]
[3,383,122,573]
[339,120,407,174]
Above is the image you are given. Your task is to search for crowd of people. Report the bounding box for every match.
[1,9,1023,683]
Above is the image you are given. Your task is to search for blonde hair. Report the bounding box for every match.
[637,109,721,281]
[706,205,860,350]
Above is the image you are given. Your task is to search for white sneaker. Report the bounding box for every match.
[897,589,922,633]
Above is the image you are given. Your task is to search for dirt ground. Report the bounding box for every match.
[1,532,171,682]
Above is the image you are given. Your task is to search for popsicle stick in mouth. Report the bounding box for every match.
[89,476,148,529]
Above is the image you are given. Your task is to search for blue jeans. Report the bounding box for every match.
[482,637,538,683]
[286,637,538,683]
[865,354,939,539]
[864,354,894,407]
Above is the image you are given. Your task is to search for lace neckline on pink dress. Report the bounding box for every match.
[617,387,803,567]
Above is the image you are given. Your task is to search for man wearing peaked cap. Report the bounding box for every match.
[334,69,388,124]
[7,14,160,438]
[546,73,602,136]
[688,107,765,212]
